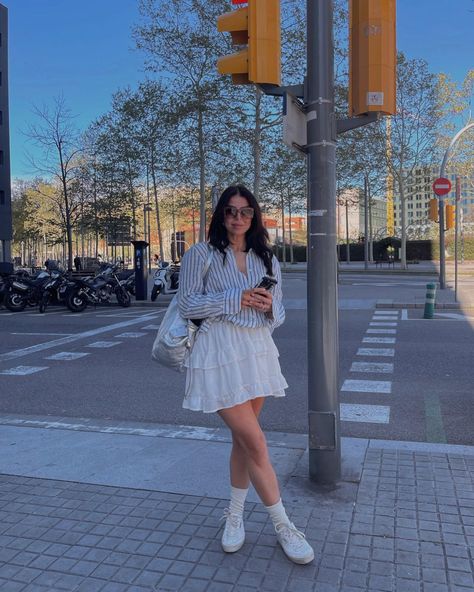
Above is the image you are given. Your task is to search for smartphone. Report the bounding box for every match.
[255,276,277,290]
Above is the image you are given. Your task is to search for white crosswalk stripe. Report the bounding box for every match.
[357,348,395,357]
[362,337,396,344]
[340,403,390,424]
[0,365,48,376]
[341,379,392,393]
[350,362,394,373]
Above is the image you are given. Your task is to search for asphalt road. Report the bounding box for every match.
[0,273,473,445]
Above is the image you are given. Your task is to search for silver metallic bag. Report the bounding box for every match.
[151,245,213,372]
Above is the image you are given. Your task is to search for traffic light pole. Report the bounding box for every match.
[306,0,340,484]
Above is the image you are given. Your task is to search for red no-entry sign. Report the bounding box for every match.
[433,177,452,196]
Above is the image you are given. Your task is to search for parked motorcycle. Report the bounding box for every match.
[39,270,74,313]
[4,270,51,312]
[150,261,180,301]
[66,264,131,312]
[117,269,135,297]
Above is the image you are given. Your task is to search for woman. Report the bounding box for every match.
[178,185,314,565]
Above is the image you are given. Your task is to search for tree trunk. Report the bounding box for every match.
[288,187,294,264]
[253,87,262,200]
[399,179,407,269]
[198,103,206,242]
[150,150,164,262]
[345,201,350,263]
[281,190,286,267]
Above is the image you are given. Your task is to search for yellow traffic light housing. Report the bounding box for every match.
[217,0,281,86]
[428,199,438,223]
[446,204,455,230]
[349,0,396,116]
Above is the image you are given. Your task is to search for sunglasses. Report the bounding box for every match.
[224,206,254,220]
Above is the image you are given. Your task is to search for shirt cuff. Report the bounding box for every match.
[223,288,242,315]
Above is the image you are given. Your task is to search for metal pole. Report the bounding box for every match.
[439,122,474,289]
[306,0,340,484]
[364,176,369,270]
[454,176,460,302]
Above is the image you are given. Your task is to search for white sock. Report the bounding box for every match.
[229,486,248,517]
[265,498,291,529]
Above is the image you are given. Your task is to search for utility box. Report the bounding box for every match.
[131,240,149,301]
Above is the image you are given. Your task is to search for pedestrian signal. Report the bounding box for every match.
[428,199,438,223]
[445,204,455,230]
[217,0,281,85]
[349,0,396,116]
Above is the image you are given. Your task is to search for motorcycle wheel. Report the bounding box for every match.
[39,293,49,313]
[66,291,88,313]
[116,288,131,307]
[150,285,161,302]
[5,292,27,312]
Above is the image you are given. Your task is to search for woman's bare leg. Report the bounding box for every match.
[219,399,280,507]
[229,397,265,489]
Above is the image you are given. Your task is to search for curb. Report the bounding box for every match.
[376,300,474,310]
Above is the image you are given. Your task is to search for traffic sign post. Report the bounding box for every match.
[433,177,452,290]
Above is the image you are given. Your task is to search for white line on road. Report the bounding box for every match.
[141,325,161,330]
[350,362,394,373]
[362,337,396,344]
[114,332,147,338]
[401,309,408,320]
[341,379,392,393]
[366,328,397,334]
[10,332,74,337]
[373,310,399,315]
[45,352,90,361]
[357,348,395,357]
[86,341,122,348]
[340,403,390,424]
[0,312,161,364]
[369,322,398,327]
[0,365,49,376]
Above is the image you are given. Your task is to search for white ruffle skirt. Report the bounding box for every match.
[183,321,288,413]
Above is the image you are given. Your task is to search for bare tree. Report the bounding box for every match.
[25,96,81,269]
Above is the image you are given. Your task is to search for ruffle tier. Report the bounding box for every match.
[183,321,288,413]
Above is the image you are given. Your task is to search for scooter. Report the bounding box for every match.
[150,261,180,301]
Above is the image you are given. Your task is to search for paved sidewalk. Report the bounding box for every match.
[0,417,473,591]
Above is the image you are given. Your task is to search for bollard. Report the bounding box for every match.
[423,282,437,319]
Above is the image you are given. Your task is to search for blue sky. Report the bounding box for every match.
[5,0,474,179]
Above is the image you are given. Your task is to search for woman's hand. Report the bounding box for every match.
[241,288,272,313]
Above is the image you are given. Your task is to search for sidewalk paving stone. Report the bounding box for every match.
[0,436,474,591]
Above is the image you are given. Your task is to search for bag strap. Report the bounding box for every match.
[201,244,213,284]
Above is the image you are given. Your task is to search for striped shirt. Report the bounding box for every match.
[178,241,285,333]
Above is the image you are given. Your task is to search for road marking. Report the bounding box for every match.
[350,362,394,374]
[362,337,396,344]
[0,312,160,364]
[373,310,398,315]
[357,348,395,357]
[114,332,147,338]
[371,316,397,321]
[369,322,398,327]
[340,403,390,424]
[11,332,74,337]
[141,325,161,330]
[366,328,397,334]
[424,392,447,443]
[45,352,90,361]
[401,309,408,320]
[86,341,122,348]
[341,379,391,393]
[0,365,49,376]
[434,312,471,320]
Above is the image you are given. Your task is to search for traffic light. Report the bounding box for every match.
[445,204,455,230]
[428,199,438,223]
[217,0,281,85]
[349,0,396,116]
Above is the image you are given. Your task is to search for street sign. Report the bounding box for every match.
[433,177,452,196]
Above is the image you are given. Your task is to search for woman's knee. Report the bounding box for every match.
[234,429,268,464]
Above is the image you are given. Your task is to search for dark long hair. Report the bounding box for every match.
[208,185,273,276]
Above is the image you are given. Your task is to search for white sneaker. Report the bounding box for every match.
[220,508,245,553]
[275,521,314,564]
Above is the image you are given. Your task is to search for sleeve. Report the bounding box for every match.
[265,255,285,331]
[178,245,242,319]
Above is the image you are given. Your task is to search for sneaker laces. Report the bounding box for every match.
[220,508,242,532]
[275,522,308,550]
